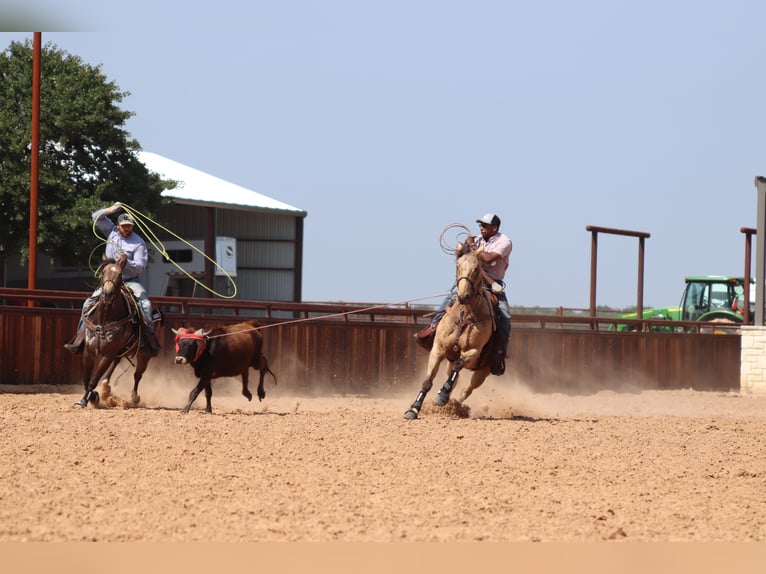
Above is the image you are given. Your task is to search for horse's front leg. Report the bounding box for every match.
[404,352,444,420]
[404,377,434,420]
[75,354,95,408]
[75,355,113,408]
[433,359,464,406]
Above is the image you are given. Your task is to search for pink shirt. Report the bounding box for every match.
[476,232,512,282]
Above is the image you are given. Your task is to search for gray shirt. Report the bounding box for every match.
[92,208,148,281]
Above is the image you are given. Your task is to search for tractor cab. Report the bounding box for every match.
[679,276,753,324]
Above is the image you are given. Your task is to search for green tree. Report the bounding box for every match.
[0,39,174,269]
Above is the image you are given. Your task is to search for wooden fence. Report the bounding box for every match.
[0,288,742,395]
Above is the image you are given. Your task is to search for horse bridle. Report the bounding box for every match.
[99,265,123,309]
[456,263,482,301]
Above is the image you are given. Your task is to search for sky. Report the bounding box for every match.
[2,0,766,309]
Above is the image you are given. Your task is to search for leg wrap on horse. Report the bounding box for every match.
[434,368,460,406]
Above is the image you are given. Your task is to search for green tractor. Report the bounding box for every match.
[616,276,753,331]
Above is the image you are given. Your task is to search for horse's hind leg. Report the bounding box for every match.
[434,360,464,406]
[457,369,490,405]
[404,377,434,420]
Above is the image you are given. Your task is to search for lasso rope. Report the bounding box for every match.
[204,293,450,339]
[89,202,237,299]
[202,224,475,337]
[88,219,467,340]
[440,222,472,255]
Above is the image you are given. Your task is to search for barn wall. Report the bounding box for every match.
[3,206,305,304]
[157,205,302,302]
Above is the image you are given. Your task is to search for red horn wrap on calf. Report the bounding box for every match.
[174,331,208,363]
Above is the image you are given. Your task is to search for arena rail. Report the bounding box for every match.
[0,287,742,394]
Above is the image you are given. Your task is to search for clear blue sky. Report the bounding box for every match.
[3,1,765,308]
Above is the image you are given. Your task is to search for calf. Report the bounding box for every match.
[172,320,276,413]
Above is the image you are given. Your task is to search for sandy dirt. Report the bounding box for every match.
[2,361,766,542]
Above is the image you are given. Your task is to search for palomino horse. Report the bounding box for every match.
[74,253,156,408]
[404,243,496,420]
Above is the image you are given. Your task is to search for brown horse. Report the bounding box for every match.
[404,243,496,419]
[74,254,156,408]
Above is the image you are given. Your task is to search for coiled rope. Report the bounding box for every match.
[202,222,472,337]
[90,202,237,299]
[440,222,472,255]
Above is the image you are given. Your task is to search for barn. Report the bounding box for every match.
[3,152,308,303]
[139,152,307,302]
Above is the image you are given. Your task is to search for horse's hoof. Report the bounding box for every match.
[433,393,449,407]
[404,409,419,420]
[89,391,100,405]
[74,400,87,408]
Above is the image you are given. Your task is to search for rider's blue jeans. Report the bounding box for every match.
[79,279,155,333]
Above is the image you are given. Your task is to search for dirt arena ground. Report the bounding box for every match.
[3,360,766,543]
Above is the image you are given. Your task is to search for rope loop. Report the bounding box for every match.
[89,202,237,299]
[439,223,472,256]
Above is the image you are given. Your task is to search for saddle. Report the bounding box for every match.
[86,287,162,332]
[415,287,505,375]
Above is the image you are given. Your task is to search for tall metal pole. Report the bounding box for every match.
[741,227,756,322]
[586,225,650,319]
[204,206,216,298]
[588,229,598,316]
[637,236,645,320]
[27,32,41,297]
[754,177,766,325]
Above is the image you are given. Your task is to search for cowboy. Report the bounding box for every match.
[64,202,161,355]
[416,213,512,374]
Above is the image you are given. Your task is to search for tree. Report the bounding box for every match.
[0,38,175,269]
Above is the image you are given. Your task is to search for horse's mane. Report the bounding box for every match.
[455,241,483,260]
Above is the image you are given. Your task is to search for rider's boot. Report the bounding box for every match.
[144,329,161,356]
[490,347,505,376]
[491,318,510,376]
[64,328,85,354]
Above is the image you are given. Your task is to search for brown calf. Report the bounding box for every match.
[172,320,276,413]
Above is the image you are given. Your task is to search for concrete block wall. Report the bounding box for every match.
[741,326,766,394]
